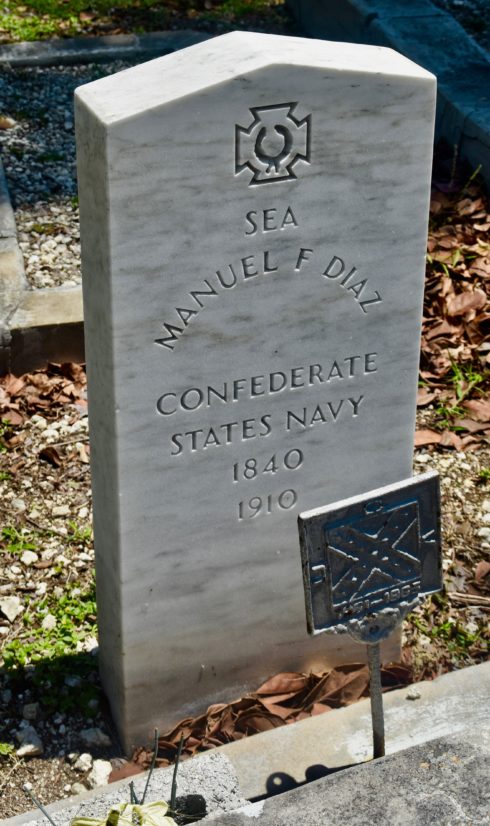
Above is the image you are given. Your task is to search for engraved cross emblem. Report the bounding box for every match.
[235,103,311,185]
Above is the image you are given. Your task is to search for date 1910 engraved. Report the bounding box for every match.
[238,489,297,520]
[233,449,303,481]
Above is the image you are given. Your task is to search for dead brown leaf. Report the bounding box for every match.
[121,663,411,778]
[439,431,462,450]
[446,289,487,318]
[474,561,490,593]
[414,429,443,446]
[463,399,490,422]
[38,446,62,467]
[417,388,438,406]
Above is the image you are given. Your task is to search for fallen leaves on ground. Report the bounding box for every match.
[112,663,411,781]
[418,162,490,450]
[0,362,87,427]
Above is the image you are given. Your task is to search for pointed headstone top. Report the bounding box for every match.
[75,31,435,126]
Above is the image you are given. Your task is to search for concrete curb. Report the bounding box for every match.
[286,0,490,188]
[202,724,490,824]
[0,153,84,374]
[219,661,490,800]
[0,155,28,372]
[0,30,212,67]
[3,750,246,826]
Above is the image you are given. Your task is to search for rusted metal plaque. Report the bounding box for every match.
[298,471,441,642]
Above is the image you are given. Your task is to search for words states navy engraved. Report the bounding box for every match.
[235,103,311,185]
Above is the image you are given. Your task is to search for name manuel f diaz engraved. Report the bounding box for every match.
[155,250,384,352]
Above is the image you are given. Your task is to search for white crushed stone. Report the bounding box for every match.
[0,596,23,622]
[73,752,93,772]
[87,758,112,788]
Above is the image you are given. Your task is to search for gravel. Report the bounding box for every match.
[0,61,135,288]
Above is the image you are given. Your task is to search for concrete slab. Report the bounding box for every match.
[203,723,490,824]
[4,285,84,373]
[3,750,246,826]
[219,661,490,800]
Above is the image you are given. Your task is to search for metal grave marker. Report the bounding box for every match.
[298,471,442,757]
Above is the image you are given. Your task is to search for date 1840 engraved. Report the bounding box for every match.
[233,449,303,481]
[235,450,302,521]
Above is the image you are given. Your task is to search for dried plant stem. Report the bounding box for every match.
[141,728,159,805]
[170,734,185,814]
[22,786,57,826]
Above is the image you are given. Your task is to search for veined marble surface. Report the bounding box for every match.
[75,31,436,751]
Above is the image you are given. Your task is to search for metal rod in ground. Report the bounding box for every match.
[367,641,385,759]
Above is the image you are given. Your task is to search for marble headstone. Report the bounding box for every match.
[75,32,436,750]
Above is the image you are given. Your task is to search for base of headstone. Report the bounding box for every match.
[103,628,400,753]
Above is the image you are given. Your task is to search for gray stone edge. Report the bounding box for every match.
[2,750,246,826]
[0,30,212,66]
[0,156,27,319]
[286,0,490,188]
[201,724,490,824]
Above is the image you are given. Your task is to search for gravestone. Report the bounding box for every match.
[75,31,436,750]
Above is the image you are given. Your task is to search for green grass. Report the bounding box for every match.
[450,360,486,403]
[0,526,38,556]
[432,359,488,431]
[0,420,11,453]
[3,580,97,668]
[1,518,96,712]
[0,0,286,42]
[3,580,99,713]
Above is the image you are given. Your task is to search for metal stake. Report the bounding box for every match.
[367,642,385,759]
